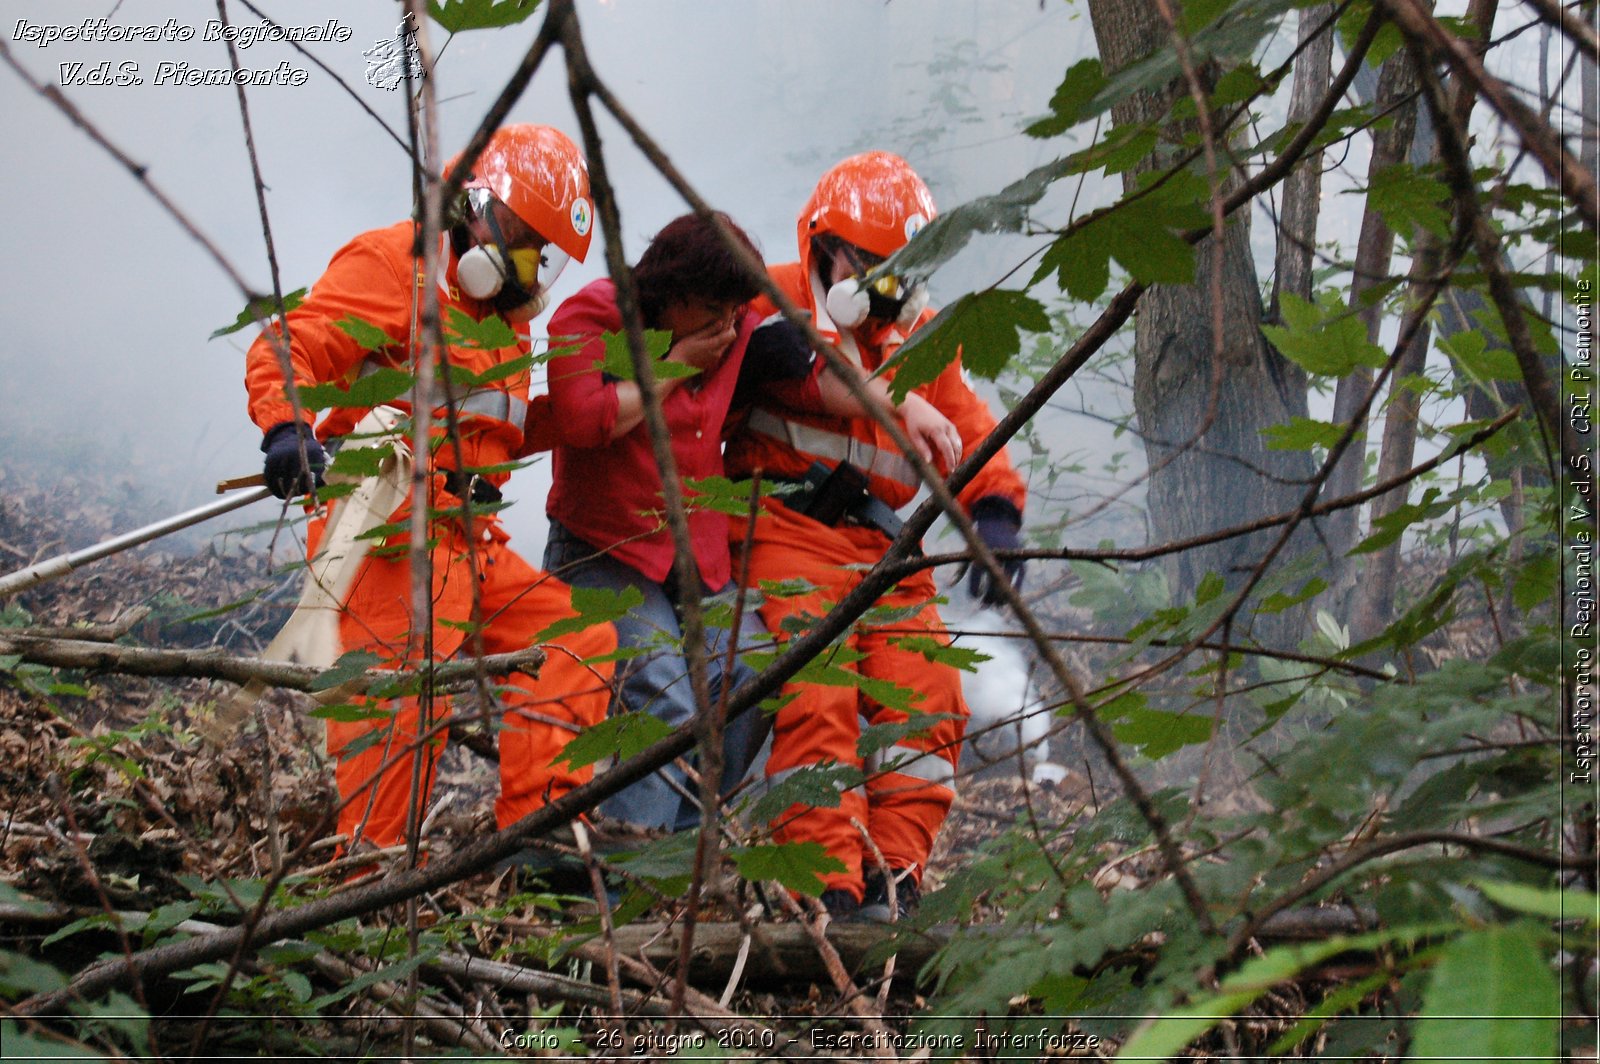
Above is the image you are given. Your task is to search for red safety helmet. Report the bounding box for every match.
[799,152,936,329]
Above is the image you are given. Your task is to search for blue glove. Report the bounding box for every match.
[261,421,326,500]
[963,497,1025,606]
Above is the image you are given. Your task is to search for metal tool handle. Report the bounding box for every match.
[0,486,274,598]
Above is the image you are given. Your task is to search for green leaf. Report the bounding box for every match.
[326,441,405,480]
[1069,125,1159,177]
[428,0,541,32]
[533,585,644,642]
[591,328,690,382]
[309,702,393,723]
[877,157,1077,282]
[1268,969,1392,1055]
[140,901,201,945]
[858,713,959,761]
[1207,61,1268,107]
[1440,329,1522,383]
[1261,416,1346,452]
[443,308,518,350]
[608,829,698,881]
[1087,0,1300,121]
[556,712,673,771]
[309,650,384,693]
[1411,927,1559,1063]
[1512,550,1558,611]
[1035,230,1111,302]
[0,1019,106,1059]
[42,913,121,949]
[885,290,1051,401]
[749,762,864,823]
[1037,181,1206,299]
[682,476,767,516]
[1118,925,1448,1059]
[729,842,846,896]
[1102,697,1212,759]
[334,314,396,351]
[890,635,990,673]
[210,288,306,340]
[792,652,919,712]
[1476,879,1599,925]
[1262,293,1387,377]
[1025,58,1107,138]
[1092,197,1201,286]
[297,367,415,411]
[1365,163,1452,240]
[309,949,438,1009]
[448,352,535,387]
[1256,576,1328,615]
[1350,488,1446,555]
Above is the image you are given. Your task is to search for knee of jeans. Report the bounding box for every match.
[615,661,699,727]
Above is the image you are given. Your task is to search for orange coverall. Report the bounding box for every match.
[723,262,1027,899]
[245,221,615,849]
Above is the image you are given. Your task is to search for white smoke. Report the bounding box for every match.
[946,597,1067,785]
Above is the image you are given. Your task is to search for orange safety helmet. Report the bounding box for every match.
[445,125,594,317]
[798,152,936,329]
[450,124,594,264]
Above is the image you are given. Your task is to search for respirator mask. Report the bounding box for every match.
[453,188,570,319]
[816,237,928,331]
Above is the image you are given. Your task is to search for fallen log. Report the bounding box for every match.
[600,906,1383,988]
[0,634,543,697]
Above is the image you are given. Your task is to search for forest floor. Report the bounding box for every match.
[0,463,1116,1060]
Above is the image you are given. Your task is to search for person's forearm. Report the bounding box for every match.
[607,377,686,440]
[816,365,897,417]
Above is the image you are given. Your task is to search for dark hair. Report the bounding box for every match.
[633,212,763,325]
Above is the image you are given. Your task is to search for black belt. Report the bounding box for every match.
[440,469,504,505]
[771,461,908,543]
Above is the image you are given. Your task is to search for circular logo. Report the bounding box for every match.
[571,198,593,238]
[904,212,928,241]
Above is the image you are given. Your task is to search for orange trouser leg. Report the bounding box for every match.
[855,601,965,882]
[474,544,616,828]
[326,532,455,850]
[756,592,872,897]
[325,524,616,848]
[740,503,966,898]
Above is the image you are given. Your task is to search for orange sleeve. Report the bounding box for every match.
[244,226,414,433]
[920,334,1028,519]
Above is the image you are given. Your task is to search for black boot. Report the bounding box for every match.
[859,868,920,922]
[819,888,860,918]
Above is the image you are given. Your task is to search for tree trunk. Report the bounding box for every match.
[1270,4,1336,319]
[1320,51,1423,588]
[1349,0,1502,640]
[1086,0,1316,649]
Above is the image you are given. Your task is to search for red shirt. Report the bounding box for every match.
[545,279,759,589]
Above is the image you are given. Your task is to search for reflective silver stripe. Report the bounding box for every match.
[355,362,526,427]
[745,408,919,490]
[869,744,956,790]
[765,763,867,799]
[455,389,528,425]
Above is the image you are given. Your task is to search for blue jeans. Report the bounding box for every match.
[543,521,769,831]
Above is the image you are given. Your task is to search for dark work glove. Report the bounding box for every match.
[732,315,816,410]
[261,420,326,500]
[962,497,1025,606]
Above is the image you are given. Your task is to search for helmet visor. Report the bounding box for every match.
[535,241,571,295]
